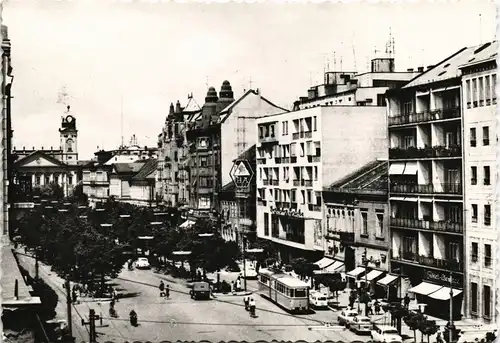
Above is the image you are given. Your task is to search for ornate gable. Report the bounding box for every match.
[14,151,67,168]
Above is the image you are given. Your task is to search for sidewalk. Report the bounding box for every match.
[15,250,90,343]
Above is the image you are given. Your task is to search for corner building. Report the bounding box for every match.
[255,105,388,262]
[459,41,497,324]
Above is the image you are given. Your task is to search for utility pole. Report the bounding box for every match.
[35,248,39,281]
[65,279,73,338]
[242,235,247,291]
[81,309,100,343]
[449,272,454,342]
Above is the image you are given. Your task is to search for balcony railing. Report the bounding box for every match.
[389,145,462,159]
[391,250,463,272]
[308,204,321,212]
[388,107,461,126]
[390,217,463,234]
[293,180,300,186]
[304,131,312,138]
[263,180,270,186]
[259,135,278,144]
[275,157,282,164]
[302,179,313,187]
[390,182,462,195]
[282,157,290,163]
[285,234,305,244]
[271,180,279,186]
[256,158,266,164]
[292,132,300,140]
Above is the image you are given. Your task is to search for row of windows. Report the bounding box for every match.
[259,166,319,181]
[361,210,385,238]
[470,282,492,319]
[259,188,321,205]
[465,73,497,108]
[469,126,490,147]
[470,242,493,267]
[470,165,491,185]
[471,204,491,226]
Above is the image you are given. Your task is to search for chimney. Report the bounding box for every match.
[175,100,181,113]
[256,88,260,95]
[417,67,424,73]
[407,68,414,72]
[22,146,25,150]
[169,103,174,115]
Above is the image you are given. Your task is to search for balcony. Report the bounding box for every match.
[389,145,462,159]
[257,199,267,206]
[304,131,312,138]
[390,217,463,234]
[388,107,461,127]
[259,135,278,144]
[302,179,313,187]
[271,180,279,186]
[293,180,300,186]
[290,156,297,163]
[282,157,290,163]
[275,157,282,164]
[390,182,462,195]
[263,180,270,186]
[256,158,266,165]
[292,132,300,140]
[391,250,463,272]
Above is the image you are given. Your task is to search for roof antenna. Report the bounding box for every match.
[479,13,483,44]
[120,95,124,149]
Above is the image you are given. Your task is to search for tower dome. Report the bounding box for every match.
[219,80,234,100]
[205,87,218,104]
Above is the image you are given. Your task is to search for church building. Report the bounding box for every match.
[11,106,82,198]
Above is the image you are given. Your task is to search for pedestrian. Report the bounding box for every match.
[436,332,443,343]
[159,281,165,297]
[231,281,236,293]
[403,293,410,309]
[236,278,241,292]
[249,297,256,316]
[243,295,249,310]
[165,285,170,299]
[113,288,119,302]
[72,289,78,304]
[374,300,381,315]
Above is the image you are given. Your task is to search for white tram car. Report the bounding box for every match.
[257,268,310,313]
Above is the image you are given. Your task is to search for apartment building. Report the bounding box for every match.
[186,82,285,212]
[157,96,201,207]
[459,41,497,324]
[255,105,388,263]
[293,57,421,110]
[385,43,495,320]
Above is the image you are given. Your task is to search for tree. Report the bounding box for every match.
[419,319,439,343]
[404,312,425,343]
[39,182,64,200]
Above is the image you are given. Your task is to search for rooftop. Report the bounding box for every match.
[325,159,388,194]
[113,160,148,174]
[403,41,498,88]
[132,159,158,181]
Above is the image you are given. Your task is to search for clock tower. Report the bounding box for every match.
[59,105,78,164]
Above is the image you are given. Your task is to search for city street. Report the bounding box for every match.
[76,268,371,342]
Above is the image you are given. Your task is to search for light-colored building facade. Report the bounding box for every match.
[459,41,497,324]
[385,43,496,320]
[255,105,388,262]
[294,57,421,110]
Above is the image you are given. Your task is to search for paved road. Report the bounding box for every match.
[79,268,371,342]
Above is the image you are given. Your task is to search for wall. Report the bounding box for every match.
[109,175,122,197]
[321,106,388,187]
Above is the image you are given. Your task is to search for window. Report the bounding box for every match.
[259,126,264,139]
[264,213,269,236]
[472,78,478,107]
[403,135,414,148]
[403,101,412,114]
[174,151,178,161]
[471,242,478,262]
[484,244,492,267]
[470,128,477,147]
[448,242,460,261]
[300,143,305,157]
[200,157,208,167]
[484,205,491,226]
[471,282,478,314]
[313,116,317,131]
[478,77,485,106]
[68,175,73,185]
[471,166,477,185]
[377,94,386,106]
[472,204,478,223]
[466,80,472,108]
[314,166,318,181]
[361,211,368,236]
[376,212,384,237]
[492,74,497,104]
[484,285,491,319]
[484,166,490,185]
[485,75,491,105]
[483,126,489,145]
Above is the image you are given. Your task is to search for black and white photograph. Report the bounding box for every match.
[0,1,498,342]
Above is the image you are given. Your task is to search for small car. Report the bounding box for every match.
[309,290,328,309]
[371,324,403,343]
[337,309,359,326]
[349,316,372,334]
[190,281,211,300]
[135,257,150,269]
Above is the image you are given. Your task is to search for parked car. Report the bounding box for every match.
[349,316,372,334]
[371,324,403,343]
[337,309,359,327]
[135,257,150,269]
[309,290,328,309]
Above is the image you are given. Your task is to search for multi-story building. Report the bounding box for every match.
[186,82,286,213]
[255,105,388,263]
[220,144,257,243]
[322,159,392,298]
[459,41,497,324]
[293,57,421,110]
[11,107,82,197]
[385,43,496,320]
[157,95,201,207]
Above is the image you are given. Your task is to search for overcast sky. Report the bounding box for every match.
[3,0,497,159]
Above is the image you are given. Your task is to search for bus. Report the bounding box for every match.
[257,268,310,313]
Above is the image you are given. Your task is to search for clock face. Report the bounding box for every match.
[66,115,74,123]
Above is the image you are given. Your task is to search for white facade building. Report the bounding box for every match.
[460,41,497,324]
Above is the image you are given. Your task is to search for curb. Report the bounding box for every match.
[213,291,253,297]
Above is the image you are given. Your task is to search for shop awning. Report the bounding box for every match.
[346,267,366,278]
[314,257,335,269]
[377,274,398,286]
[365,270,384,282]
[427,287,463,300]
[313,261,344,274]
[389,162,418,175]
[408,282,442,296]
[179,220,196,228]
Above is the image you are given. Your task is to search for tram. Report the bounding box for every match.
[257,268,310,313]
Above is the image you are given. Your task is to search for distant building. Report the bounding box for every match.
[255,105,388,262]
[459,41,497,324]
[293,57,421,110]
[11,107,82,198]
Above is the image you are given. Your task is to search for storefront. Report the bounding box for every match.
[376,273,399,301]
